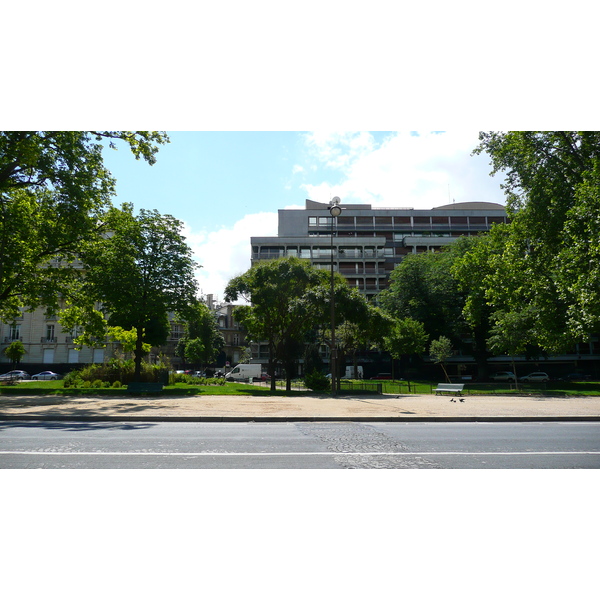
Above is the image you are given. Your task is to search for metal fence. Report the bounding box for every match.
[338,380,383,394]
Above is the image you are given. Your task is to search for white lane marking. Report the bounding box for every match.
[1,451,600,456]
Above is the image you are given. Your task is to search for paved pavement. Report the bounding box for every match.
[1,391,600,421]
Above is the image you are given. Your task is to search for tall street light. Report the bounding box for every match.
[329,197,342,396]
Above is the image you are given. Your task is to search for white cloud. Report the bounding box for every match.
[182,132,507,303]
[302,131,377,171]
[301,131,505,209]
[183,212,278,302]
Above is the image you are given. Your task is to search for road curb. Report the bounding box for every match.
[1,415,599,423]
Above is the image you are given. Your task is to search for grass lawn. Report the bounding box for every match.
[3,379,600,397]
[1,380,307,397]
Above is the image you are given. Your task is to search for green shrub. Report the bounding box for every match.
[169,372,196,385]
[63,371,84,388]
[112,380,122,388]
[304,370,331,392]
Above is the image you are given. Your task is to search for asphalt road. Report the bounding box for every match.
[1,420,600,468]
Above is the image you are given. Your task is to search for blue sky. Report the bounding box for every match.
[100,131,506,300]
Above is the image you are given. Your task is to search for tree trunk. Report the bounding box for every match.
[268,345,276,392]
[511,356,519,390]
[285,361,293,392]
[134,327,144,382]
[440,362,451,383]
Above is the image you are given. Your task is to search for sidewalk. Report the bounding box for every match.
[1,392,600,421]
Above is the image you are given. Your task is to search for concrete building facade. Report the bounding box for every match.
[251,199,509,300]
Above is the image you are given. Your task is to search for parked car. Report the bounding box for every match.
[31,371,60,380]
[370,373,393,380]
[490,371,516,382]
[0,370,29,381]
[519,372,550,382]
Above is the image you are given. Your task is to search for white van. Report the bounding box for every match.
[225,364,264,382]
[344,366,363,379]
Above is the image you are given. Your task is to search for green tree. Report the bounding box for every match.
[3,340,26,365]
[384,317,429,379]
[176,301,224,368]
[333,305,392,378]
[224,257,330,392]
[556,164,600,339]
[108,326,151,355]
[301,275,376,390]
[225,257,373,392]
[63,205,198,381]
[379,250,465,346]
[474,131,600,351]
[429,336,454,383]
[183,338,206,365]
[0,131,168,322]
[450,232,508,378]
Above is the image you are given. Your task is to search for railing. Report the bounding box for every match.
[41,337,57,343]
[338,380,383,394]
[339,269,387,276]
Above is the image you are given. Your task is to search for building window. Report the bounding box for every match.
[46,324,55,342]
[414,216,431,225]
[8,324,20,341]
[469,216,486,225]
[171,324,184,340]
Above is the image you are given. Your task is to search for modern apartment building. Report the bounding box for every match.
[251,199,509,299]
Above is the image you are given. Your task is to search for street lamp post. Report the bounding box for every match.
[329,197,342,396]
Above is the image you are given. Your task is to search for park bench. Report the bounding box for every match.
[434,383,465,395]
[127,382,164,394]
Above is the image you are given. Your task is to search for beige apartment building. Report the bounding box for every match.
[1,299,248,375]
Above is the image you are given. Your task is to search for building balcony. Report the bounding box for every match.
[339,268,387,276]
[338,250,385,259]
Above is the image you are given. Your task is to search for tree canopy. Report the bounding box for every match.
[3,340,26,365]
[62,205,198,380]
[379,249,465,346]
[176,300,224,368]
[472,131,600,351]
[224,257,373,391]
[0,131,169,322]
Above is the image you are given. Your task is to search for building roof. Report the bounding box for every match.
[432,201,506,211]
[305,199,505,212]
